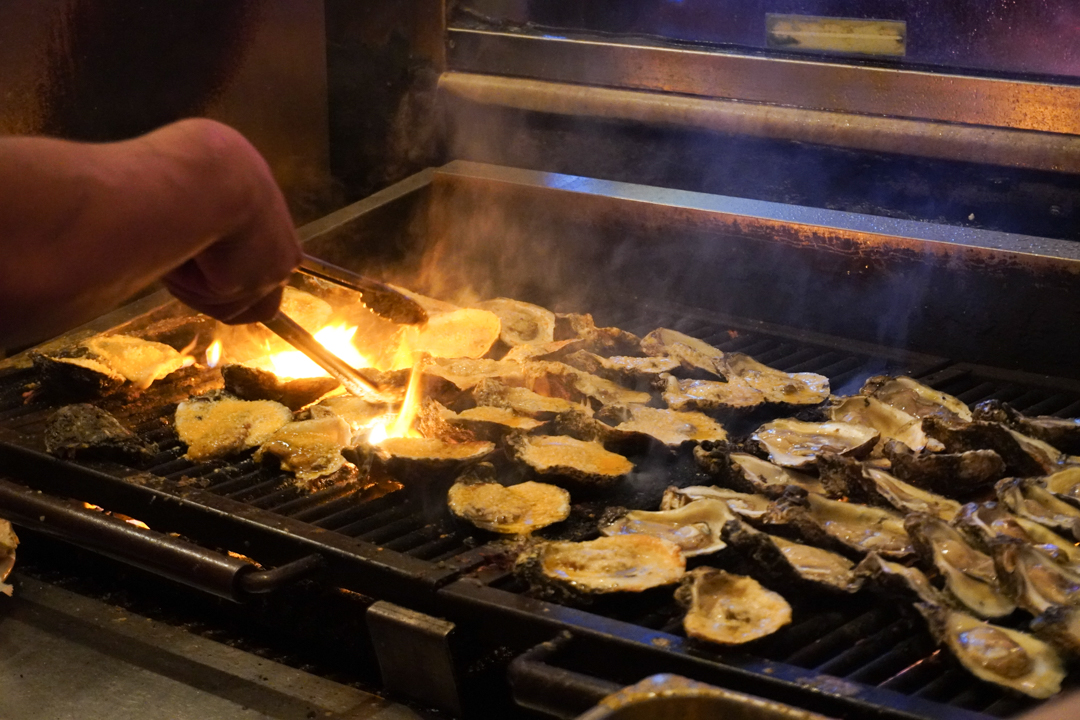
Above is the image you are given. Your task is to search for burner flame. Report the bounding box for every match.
[264,323,371,379]
[205,340,222,368]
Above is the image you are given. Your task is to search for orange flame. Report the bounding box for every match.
[205,340,222,368]
[368,360,425,443]
[263,323,371,379]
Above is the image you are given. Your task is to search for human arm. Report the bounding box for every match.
[0,118,301,348]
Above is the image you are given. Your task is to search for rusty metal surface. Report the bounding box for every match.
[446,29,1080,136]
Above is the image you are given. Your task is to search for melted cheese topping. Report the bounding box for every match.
[256,416,352,481]
[448,481,569,534]
[84,335,192,389]
[517,435,633,477]
[176,397,293,462]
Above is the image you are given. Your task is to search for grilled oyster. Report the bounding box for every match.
[765,489,912,559]
[1041,467,1080,507]
[818,455,961,521]
[952,502,1080,567]
[32,351,127,398]
[1031,604,1080,657]
[722,520,862,594]
[255,416,353,484]
[473,378,586,419]
[596,404,728,450]
[720,353,829,406]
[44,403,151,464]
[640,328,725,377]
[562,351,680,388]
[445,405,546,441]
[906,513,1015,619]
[516,534,685,595]
[916,603,1064,699]
[376,436,496,470]
[661,376,765,414]
[991,538,1080,615]
[402,307,502,359]
[862,376,972,424]
[882,439,1005,496]
[175,394,294,462]
[661,485,773,522]
[507,434,633,488]
[598,499,734,557]
[854,553,944,605]
[553,313,641,357]
[996,477,1080,540]
[0,519,18,596]
[309,395,389,435]
[676,567,792,645]
[524,361,651,408]
[827,395,941,453]
[424,358,525,393]
[924,418,1065,478]
[473,297,555,347]
[81,334,193,390]
[706,451,826,497]
[751,420,878,469]
[222,364,339,411]
[447,479,570,534]
[974,400,1080,455]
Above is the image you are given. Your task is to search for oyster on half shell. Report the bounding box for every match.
[827,395,942,453]
[598,499,734,557]
[925,419,1065,478]
[175,394,293,462]
[905,513,1015,619]
[676,567,792,645]
[996,477,1080,540]
[722,520,862,594]
[765,489,913,559]
[660,486,773,522]
[816,453,961,521]
[719,353,830,407]
[882,439,1005,496]
[1041,467,1080,507]
[854,553,944,606]
[508,434,633,488]
[861,376,972,424]
[990,538,1080,616]
[516,534,685,595]
[973,399,1080,455]
[752,420,878,469]
[640,328,725,378]
[596,404,728,450]
[447,479,570,534]
[724,452,826,497]
[952,502,1080,567]
[916,603,1064,699]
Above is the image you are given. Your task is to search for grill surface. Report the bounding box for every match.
[0,304,1077,719]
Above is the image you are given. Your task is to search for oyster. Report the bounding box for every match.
[916,603,1064,699]
[720,353,829,406]
[996,477,1080,540]
[473,378,586,419]
[424,358,525,393]
[991,538,1080,615]
[952,502,1080,567]
[640,328,725,377]
[175,394,293,462]
[598,499,734,557]
[445,405,546,440]
[553,313,641,357]
[447,479,570,534]
[1041,467,1080,507]
[924,418,1064,478]
[309,395,389,435]
[222,364,339,411]
[255,416,353,483]
[32,352,126,398]
[0,519,18,597]
[858,463,962,521]
[280,286,334,329]
[524,361,651,408]
[661,375,765,414]
[402,307,502,359]
[827,395,941,452]
[81,335,193,390]
[562,351,680,387]
[660,485,773,522]
[905,513,1015,619]
[751,420,878,469]
[508,434,633,488]
[881,439,1005,496]
[596,404,728,450]
[473,297,555,347]
[376,436,495,469]
[765,489,913,559]
[1031,604,1080,657]
[974,400,1080,455]
[854,553,944,605]
[44,403,150,464]
[676,567,792,645]
[862,376,972,423]
[702,450,825,497]
[516,534,685,595]
[722,520,862,594]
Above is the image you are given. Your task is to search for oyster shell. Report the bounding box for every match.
[598,499,734,557]
[444,405,546,441]
[716,451,825,497]
[640,328,725,377]
[916,603,1064,699]
[881,439,1005,496]
[827,395,941,453]
[660,486,773,522]
[0,520,18,597]
[974,400,1080,455]
[376,436,496,468]
[402,307,502,359]
[255,416,353,483]
[924,418,1065,478]
[661,375,765,413]
[44,403,150,464]
[854,553,944,605]
[996,477,1080,540]
[424,358,525,393]
[676,567,792,645]
[860,465,962,521]
[32,352,126,398]
[1041,467,1080,507]
[473,378,585,419]
[81,334,193,390]
[722,520,862,594]
[553,313,641,357]
[516,534,685,594]
[906,513,1015,619]
[175,394,294,462]
[222,364,339,411]
[508,434,633,488]
[562,351,680,387]
[524,361,651,408]
[862,376,972,424]
[720,353,829,406]
[952,502,1080,567]
[596,404,728,450]
[473,297,555,347]
[765,489,913,559]
[447,479,570,534]
[1031,604,1080,657]
[751,420,879,469]
[309,395,390,435]
[991,538,1080,615]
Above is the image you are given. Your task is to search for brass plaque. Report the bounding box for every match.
[766,14,906,57]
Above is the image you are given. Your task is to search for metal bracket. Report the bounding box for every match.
[366,600,461,716]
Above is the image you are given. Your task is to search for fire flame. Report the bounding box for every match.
[368,360,425,443]
[205,340,222,368]
[264,323,372,379]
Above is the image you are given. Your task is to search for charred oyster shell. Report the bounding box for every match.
[705,451,826,497]
[751,420,878,469]
[905,513,1015,619]
[32,352,126,398]
[676,567,792,645]
[722,520,862,594]
[974,400,1080,455]
[862,376,972,424]
[444,405,546,441]
[640,328,725,378]
[596,404,728,450]
[308,395,390,436]
[991,538,1080,616]
[175,394,294,462]
[881,439,1005,496]
[44,403,151,464]
[765,489,912,559]
[720,353,829,407]
[447,479,570,534]
[222,364,340,411]
[996,477,1080,540]
[473,297,555,347]
[508,434,633,488]
[473,378,585,419]
[598,499,734,557]
[952,502,1080,567]
[854,553,944,606]
[516,534,685,595]
[924,418,1065,478]
[553,313,641,357]
[376,436,496,469]
[820,455,962,521]
[81,334,193,390]
[827,395,941,453]
[403,307,502,360]
[916,603,1064,699]
[562,351,680,387]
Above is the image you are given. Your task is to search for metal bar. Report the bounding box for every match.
[445,29,1080,137]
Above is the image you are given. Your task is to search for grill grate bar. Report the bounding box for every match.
[313,493,404,531]
[783,608,895,668]
[247,485,303,510]
[843,632,936,686]
[380,525,449,553]
[335,504,416,537]
[356,516,425,545]
[813,617,920,677]
[268,484,362,518]
[406,532,473,561]
[223,477,289,504]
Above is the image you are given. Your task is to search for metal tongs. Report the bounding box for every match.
[261,254,427,400]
